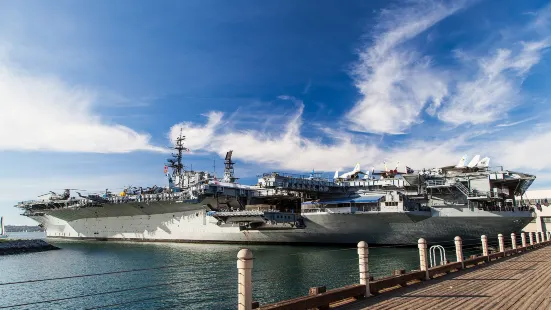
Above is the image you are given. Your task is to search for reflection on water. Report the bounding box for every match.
[0,234,481,310]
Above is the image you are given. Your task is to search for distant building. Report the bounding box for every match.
[521,189,551,233]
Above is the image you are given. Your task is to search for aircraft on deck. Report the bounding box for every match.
[369,161,414,179]
[334,163,365,181]
[441,154,491,172]
[333,162,415,181]
[38,189,73,201]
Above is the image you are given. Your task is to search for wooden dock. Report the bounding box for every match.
[237,232,551,310]
[339,245,551,310]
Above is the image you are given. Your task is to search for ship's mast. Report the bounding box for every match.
[167,129,189,187]
[222,150,238,183]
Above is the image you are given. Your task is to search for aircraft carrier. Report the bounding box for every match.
[15,133,537,245]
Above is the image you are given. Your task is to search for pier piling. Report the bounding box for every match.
[454,236,464,268]
[481,235,488,258]
[418,238,429,280]
[521,232,527,247]
[511,233,516,250]
[237,248,253,310]
[357,241,370,297]
[498,234,504,253]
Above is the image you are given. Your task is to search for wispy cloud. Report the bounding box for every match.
[438,39,550,125]
[169,98,468,172]
[345,0,468,134]
[492,126,551,171]
[496,116,538,127]
[0,58,166,153]
[302,79,312,95]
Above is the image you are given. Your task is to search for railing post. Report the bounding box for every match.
[521,232,527,248]
[498,234,504,253]
[237,249,253,310]
[418,238,429,280]
[529,232,534,245]
[481,235,488,258]
[454,236,464,268]
[511,233,516,250]
[536,231,541,244]
[357,241,370,297]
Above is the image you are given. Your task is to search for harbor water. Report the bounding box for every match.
[1,232,486,309]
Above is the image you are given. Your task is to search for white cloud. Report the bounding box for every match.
[169,103,464,172]
[438,39,550,125]
[346,0,466,134]
[169,111,224,151]
[491,129,551,171]
[0,60,166,153]
[496,116,537,127]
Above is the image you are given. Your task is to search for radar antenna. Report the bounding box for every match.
[167,128,189,187]
[222,150,238,183]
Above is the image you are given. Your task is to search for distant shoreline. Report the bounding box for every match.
[4,225,44,233]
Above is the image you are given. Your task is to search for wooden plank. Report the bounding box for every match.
[488,252,505,260]
[369,270,426,294]
[463,255,488,267]
[258,284,365,310]
[428,261,463,278]
[336,243,551,310]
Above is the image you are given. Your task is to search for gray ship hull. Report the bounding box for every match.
[28,201,533,245]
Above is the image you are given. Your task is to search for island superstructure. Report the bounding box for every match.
[15,133,537,244]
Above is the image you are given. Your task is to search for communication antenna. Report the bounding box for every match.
[166,127,189,187]
[213,157,216,178]
[222,150,238,183]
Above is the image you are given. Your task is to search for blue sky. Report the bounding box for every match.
[1,0,551,224]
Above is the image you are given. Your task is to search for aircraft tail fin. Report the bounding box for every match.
[455,154,467,168]
[334,170,339,179]
[476,157,490,168]
[467,155,481,168]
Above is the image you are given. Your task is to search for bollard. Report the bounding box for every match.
[536,231,541,244]
[454,236,464,268]
[529,232,534,245]
[521,232,527,248]
[357,241,370,297]
[481,235,489,258]
[511,233,516,250]
[498,234,504,253]
[418,238,429,280]
[237,249,253,310]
